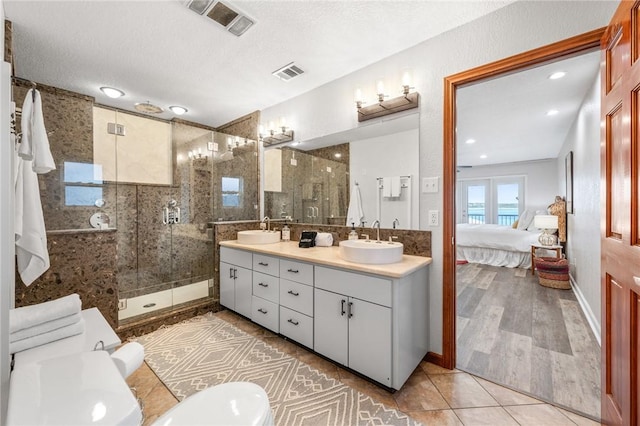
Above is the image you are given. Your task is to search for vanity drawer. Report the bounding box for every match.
[220,247,252,269]
[251,296,279,333]
[279,279,313,317]
[252,272,279,304]
[279,306,313,349]
[280,260,313,285]
[253,254,280,277]
[315,266,391,307]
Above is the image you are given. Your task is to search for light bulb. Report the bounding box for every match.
[376,80,385,95]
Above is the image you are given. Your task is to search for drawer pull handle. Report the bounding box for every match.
[287,268,299,273]
[258,282,269,287]
[258,308,268,314]
[287,319,299,326]
[143,303,156,309]
[258,262,269,266]
[287,290,299,296]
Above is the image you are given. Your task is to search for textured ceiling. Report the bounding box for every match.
[4,0,514,128]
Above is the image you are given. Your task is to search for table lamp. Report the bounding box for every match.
[534,214,559,246]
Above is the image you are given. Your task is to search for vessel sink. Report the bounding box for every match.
[338,239,404,264]
[237,230,281,245]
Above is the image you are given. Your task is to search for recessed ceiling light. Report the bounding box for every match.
[100,86,125,98]
[480,154,487,159]
[547,109,559,116]
[465,138,476,144]
[548,71,566,80]
[169,106,188,115]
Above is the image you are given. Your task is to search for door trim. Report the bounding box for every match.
[441,28,605,369]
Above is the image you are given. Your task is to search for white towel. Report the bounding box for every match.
[14,148,50,286]
[19,89,56,174]
[9,293,82,333]
[346,185,364,226]
[382,177,391,197]
[390,176,402,197]
[315,232,333,247]
[10,318,85,354]
[10,312,82,342]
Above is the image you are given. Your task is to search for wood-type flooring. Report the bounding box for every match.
[456,262,601,420]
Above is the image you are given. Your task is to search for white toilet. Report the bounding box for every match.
[151,381,274,426]
[7,351,143,425]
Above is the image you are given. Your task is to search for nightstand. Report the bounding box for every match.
[531,244,563,275]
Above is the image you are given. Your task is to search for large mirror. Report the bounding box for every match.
[263,112,420,229]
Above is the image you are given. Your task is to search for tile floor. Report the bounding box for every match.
[127,310,601,425]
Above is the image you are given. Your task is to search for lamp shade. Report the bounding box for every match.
[534,215,558,230]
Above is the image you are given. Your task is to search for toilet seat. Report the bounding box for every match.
[152,382,274,426]
[7,351,142,425]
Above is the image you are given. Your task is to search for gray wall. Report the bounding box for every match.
[261,1,617,354]
[557,73,602,343]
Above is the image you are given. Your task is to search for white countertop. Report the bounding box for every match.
[219,240,431,278]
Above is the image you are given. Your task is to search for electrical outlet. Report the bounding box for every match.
[428,210,439,226]
[118,299,127,310]
[422,177,439,193]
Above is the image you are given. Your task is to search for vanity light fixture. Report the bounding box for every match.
[259,118,294,146]
[100,86,125,98]
[356,75,420,123]
[188,147,207,161]
[169,106,188,115]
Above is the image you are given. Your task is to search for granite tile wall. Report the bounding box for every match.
[15,229,119,328]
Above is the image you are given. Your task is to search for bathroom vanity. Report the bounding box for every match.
[218,240,431,390]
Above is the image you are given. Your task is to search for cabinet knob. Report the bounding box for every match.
[257,308,267,314]
[287,318,299,326]
[287,290,299,296]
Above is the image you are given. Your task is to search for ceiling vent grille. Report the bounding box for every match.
[272,63,305,82]
[184,0,254,37]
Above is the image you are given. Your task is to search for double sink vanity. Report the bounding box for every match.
[219,230,431,390]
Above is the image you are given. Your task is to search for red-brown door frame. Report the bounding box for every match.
[441,28,605,369]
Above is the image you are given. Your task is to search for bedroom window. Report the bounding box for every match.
[459,177,524,226]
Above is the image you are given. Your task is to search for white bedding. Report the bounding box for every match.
[456,223,541,268]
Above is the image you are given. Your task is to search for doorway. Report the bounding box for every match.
[442,29,605,417]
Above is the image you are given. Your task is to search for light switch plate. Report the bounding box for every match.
[422,177,439,193]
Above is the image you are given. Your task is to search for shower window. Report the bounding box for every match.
[222,176,242,207]
[62,161,103,206]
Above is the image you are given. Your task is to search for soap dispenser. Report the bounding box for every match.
[282,221,291,242]
[348,223,358,240]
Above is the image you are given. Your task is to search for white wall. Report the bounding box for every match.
[457,159,559,213]
[262,1,617,354]
[0,0,13,420]
[350,128,419,229]
[557,74,601,342]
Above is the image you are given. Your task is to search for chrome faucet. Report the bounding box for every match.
[261,216,271,231]
[393,218,400,229]
[371,220,381,242]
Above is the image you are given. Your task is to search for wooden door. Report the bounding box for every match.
[601,2,640,424]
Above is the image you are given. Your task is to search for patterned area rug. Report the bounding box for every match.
[136,313,419,426]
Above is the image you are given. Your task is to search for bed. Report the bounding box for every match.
[456,223,540,268]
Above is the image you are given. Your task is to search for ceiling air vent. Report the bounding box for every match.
[184,0,255,37]
[272,63,305,82]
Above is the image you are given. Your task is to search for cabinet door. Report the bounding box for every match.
[220,261,235,310]
[234,266,252,318]
[314,288,348,366]
[348,298,392,387]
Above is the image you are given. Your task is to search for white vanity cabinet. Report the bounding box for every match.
[251,253,280,332]
[220,247,253,318]
[314,267,392,387]
[278,259,314,349]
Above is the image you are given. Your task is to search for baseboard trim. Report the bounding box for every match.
[424,351,446,368]
[569,274,601,346]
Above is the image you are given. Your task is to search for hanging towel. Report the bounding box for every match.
[382,177,392,197]
[390,176,402,197]
[19,89,55,174]
[346,185,364,226]
[14,148,50,286]
[9,293,81,333]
